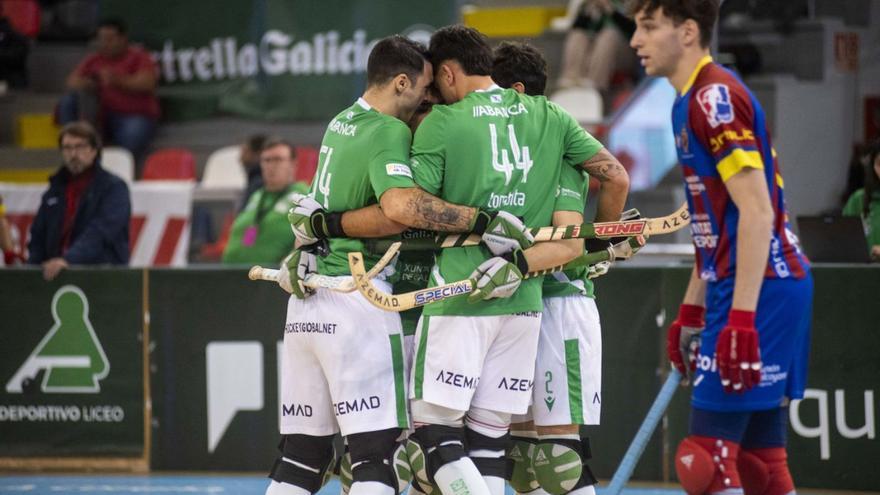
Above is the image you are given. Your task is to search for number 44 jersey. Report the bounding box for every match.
[411,85,603,316]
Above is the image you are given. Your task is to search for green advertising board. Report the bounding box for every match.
[0,269,145,458]
[100,0,456,121]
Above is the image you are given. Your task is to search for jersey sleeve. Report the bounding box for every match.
[554,163,588,212]
[410,109,447,195]
[689,81,763,181]
[553,102,603,168]
[842,189,864,217]
[367,121,417,199]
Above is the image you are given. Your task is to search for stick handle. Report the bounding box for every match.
[248,266,279,282]
[606,369,682,495]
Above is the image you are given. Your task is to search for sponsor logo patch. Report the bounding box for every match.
[696,83,734,128]
[386,163,413,178]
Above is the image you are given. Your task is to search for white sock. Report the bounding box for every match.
[434,457,491,495]
[349,481,395,495]
[265,480,310,495]
[568,484,596,495]
[482,476,505,495]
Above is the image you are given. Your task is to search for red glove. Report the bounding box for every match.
[667,304,705,379]
[716,310,762,393]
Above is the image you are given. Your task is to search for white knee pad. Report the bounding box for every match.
[411,399,466,427]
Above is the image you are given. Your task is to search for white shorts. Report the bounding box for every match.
[513,296,602,426]
[280,281,409,436]
[410,313,541,416]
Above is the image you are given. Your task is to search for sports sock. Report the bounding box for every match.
[434,457,491,495]
[349,481,394,495]
[265,480,310,495]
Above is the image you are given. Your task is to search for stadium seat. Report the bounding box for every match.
[2,0,40,38]
[549,88,603,124]
[142,148,196,181]
[101,146,134,184]
[202,145,246,189]
[294,145,319,184]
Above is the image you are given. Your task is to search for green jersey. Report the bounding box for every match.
[223,183,309,265]
[843,188,880,250]
[392,229,435,336]
[311,98,418,276]
[411,86,602,316]
[542,165,595,299]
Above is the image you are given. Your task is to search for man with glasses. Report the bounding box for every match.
[28,121,131,280]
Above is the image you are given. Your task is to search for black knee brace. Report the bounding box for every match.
[269,433,337,493]
[465,427,514,480]
[409,424,467,483]
[347,428,405,491]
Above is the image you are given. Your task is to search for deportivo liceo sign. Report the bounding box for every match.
[101,0,455,121]
[0,272,145,457]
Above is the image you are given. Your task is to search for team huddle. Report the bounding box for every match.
[264,2,813,495]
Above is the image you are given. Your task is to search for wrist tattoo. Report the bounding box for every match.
[408,191,472,231]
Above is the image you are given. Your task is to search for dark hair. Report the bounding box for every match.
[863,139,880,219]
[366,35,429,88]
[492,41,547,96]
[246,134,268,154]
[98,17,127,36]
[58,121,101,151]
[628,0,719,48]
[429,25,493,76]
[261,137,296,159]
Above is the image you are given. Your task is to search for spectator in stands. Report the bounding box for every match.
[0,194,20,265]
[843,139,880,261]
[553,0,637,92]
[0,10,30,89]
[58,18,160,164]
[238,134,268,212]
[28,122,131,280]
[222,138,309,265]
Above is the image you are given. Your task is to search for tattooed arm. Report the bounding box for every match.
[580,147,629,222]
[379,187,477,232]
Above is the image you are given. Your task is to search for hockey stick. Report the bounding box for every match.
[349,237,644,312]
[247,241,402,292]
[364,202,689,252]
[605,368,682,495]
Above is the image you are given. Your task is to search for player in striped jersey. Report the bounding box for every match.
[630,1,812,494]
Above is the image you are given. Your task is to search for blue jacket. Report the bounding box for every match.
[28,161,131,265]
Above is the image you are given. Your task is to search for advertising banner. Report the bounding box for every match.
[0,182,192,267]
[0,270,145,458]
[100,0,456,121]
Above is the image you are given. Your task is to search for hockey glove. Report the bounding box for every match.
[278,248,317,299]
[716,310,762,393]
[467,250,528,303]
[667,304,705,381]
[470,210,534,256]
[288,193,345,246]
[586,261,611,279]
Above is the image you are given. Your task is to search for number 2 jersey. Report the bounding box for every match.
[672,56,809,282]
[411,85,602,316]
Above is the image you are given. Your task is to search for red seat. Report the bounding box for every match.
[2,0,40,38]
[294,145,318,184]
[142,148,196,181]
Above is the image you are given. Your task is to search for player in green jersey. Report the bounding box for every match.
[493,41,630,495]
[398,27,629,495]
[274,35,535,495]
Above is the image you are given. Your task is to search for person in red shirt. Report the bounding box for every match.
[58,18,160,163]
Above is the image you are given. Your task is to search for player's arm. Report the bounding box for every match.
[725,167,773,311]
[339,204,408,238]
[580,148,629,222]
[681,262,707,306]
[379,187,476,232]
[518,210,584,271]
